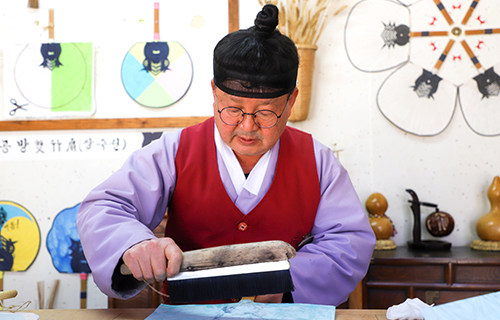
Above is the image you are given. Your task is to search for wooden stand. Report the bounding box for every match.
[406,189,451,251]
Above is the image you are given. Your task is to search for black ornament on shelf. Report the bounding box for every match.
[406,189,453,251]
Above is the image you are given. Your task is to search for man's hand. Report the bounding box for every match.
[254,293,284,303]
[122,237,183,283]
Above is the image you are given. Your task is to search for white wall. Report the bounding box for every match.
[1,0,499,310]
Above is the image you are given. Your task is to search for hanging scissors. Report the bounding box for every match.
[9,99,28,116]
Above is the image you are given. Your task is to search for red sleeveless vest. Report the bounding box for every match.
[163,118,320,303]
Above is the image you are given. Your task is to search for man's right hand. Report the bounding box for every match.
[122,237,183,283]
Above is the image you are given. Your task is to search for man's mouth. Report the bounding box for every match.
[238,136,257,145]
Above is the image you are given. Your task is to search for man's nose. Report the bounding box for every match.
[238,113,259,130]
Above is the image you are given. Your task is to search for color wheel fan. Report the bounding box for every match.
[121,2,193,108]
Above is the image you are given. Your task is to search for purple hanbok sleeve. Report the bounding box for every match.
[289,140,376,306]
[77,130,181,299]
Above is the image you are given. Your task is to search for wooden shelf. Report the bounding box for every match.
[0,117,210,131]
[362,246,500,309]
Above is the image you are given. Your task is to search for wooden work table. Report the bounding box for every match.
[27,308,389,319]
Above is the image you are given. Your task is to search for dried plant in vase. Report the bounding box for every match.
[258,0,346,121]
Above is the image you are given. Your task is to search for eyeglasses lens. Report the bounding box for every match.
[220,107,278,128]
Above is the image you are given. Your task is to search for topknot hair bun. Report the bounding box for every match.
[254,4,279,34]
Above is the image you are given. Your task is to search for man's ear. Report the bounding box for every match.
[211,80,218,114]
[287,87,299,116]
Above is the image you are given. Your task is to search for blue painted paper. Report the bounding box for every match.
[421,291,500,320]
[145,300,335,320]
[0,312,38,320]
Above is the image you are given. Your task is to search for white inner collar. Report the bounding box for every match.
[214,126,271,196]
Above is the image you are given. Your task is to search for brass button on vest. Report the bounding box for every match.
[237,222,248,231]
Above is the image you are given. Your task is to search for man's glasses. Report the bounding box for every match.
[215,93,291,129]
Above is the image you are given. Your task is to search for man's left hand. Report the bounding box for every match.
[254,293,283,303]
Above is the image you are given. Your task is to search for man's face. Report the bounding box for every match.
[212,82,298,167]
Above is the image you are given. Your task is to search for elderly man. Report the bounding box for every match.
[77,4,375,306]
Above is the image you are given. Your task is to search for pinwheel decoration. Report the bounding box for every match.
[345,0,500,136]
[121,2,193,108]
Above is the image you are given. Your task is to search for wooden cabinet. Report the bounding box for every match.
[362,246,500,309]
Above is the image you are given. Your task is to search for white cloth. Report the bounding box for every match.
[386,298,432,320]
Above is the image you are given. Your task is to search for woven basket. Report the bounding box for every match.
[374,239,396,251]
[471,239,500,251]
[289,44,317,122]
